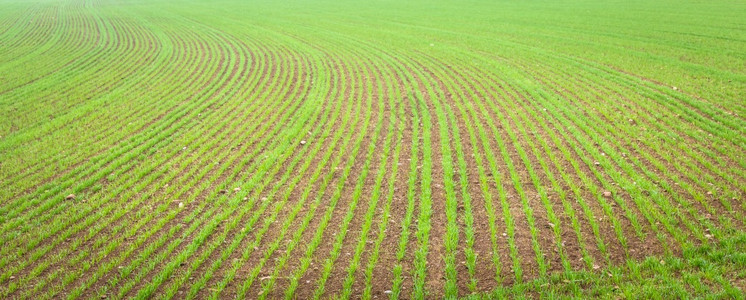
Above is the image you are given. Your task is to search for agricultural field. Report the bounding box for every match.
[1,0,745,298]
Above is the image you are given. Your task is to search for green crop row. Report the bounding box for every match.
[1,0,743,298]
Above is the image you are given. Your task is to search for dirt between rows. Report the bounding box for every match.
[8,48,743,299]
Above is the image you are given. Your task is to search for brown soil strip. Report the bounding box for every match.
[253,54,383,299]
[413,56,506,294]
[289,59,389,299]
[215,55,357,298]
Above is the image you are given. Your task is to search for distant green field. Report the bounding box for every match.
[1,0,744,298]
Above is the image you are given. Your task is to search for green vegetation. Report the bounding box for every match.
[0,0,744,298]
[480,233,746,299]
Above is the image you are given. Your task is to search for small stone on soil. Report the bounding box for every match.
[234,187,241,192]
[65,194,75,200]
[178,202,184,208]
[300,140,307,145]
[602,191,612,198]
